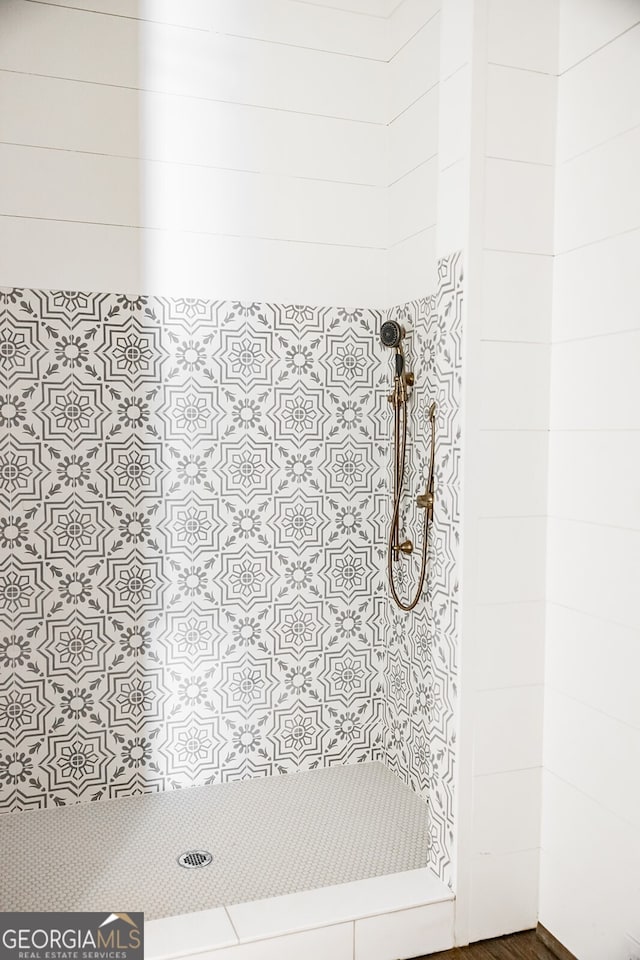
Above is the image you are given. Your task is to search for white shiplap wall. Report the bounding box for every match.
[452,0,556,944]
[387,0,440,303]
[0,0,441,306]
[468,0,557,935]
[540,4,640,959]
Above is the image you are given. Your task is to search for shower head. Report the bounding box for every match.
[380,320,404,349]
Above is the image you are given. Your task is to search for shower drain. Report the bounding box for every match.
[177,850,213,869]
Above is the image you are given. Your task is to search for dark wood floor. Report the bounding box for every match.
[419,930,559,959]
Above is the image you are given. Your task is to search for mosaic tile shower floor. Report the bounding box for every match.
[0,761,429,920]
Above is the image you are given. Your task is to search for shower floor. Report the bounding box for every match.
[0,761,430,921]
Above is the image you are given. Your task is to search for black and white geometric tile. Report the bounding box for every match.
[0,254,462,888]
[379,253,463,887]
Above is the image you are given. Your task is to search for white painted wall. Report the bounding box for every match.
[539,4,640,958]
[0,0,442,307]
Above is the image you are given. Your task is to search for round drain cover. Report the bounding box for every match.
[177,850,213,869]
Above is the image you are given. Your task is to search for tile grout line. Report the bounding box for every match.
[484,246,553,258]
[475,681,545,694]
[23,0,209,32]
[388,153,438,187]
[547,598,640,634]
[23,0,442,64]
[487,60,555,78]
[389,223,437,249]
[0,212,388,251]
[0,138,441,193]
[551,326,640,346]
[473,765,542,779]
[558,120,640,168]
[556,223,640,257]
[478,515,547,521]
[387,81,439,126]
[485,155,553,169]
[223,905,241,946]
[480,338,548,345]
[288,0,389,20]
[558,18,640,76]
[546,686,640,734]
[547,513,640,534]
[542,768,640,834]
[0,67,388,127]
[387,10,440,64]
[22,0,384,60]
[0,207,440,254]
[2,62,444,130]
[216,896,455,947]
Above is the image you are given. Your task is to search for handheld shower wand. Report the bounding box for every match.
[380,320,436,612]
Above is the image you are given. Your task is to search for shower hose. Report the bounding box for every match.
[387,385,436,612]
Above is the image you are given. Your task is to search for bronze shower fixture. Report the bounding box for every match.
[381,319,436,612]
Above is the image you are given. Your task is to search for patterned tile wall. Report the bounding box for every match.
[381,254,463,887]
[0,254,462,881]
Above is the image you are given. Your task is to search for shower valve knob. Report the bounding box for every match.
[397,539,414,555]
[404,372,415,387]
[416,491,434,510]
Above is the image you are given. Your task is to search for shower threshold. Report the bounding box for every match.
[0,761,454,959]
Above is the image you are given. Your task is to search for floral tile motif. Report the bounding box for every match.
[0,254,462,888]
